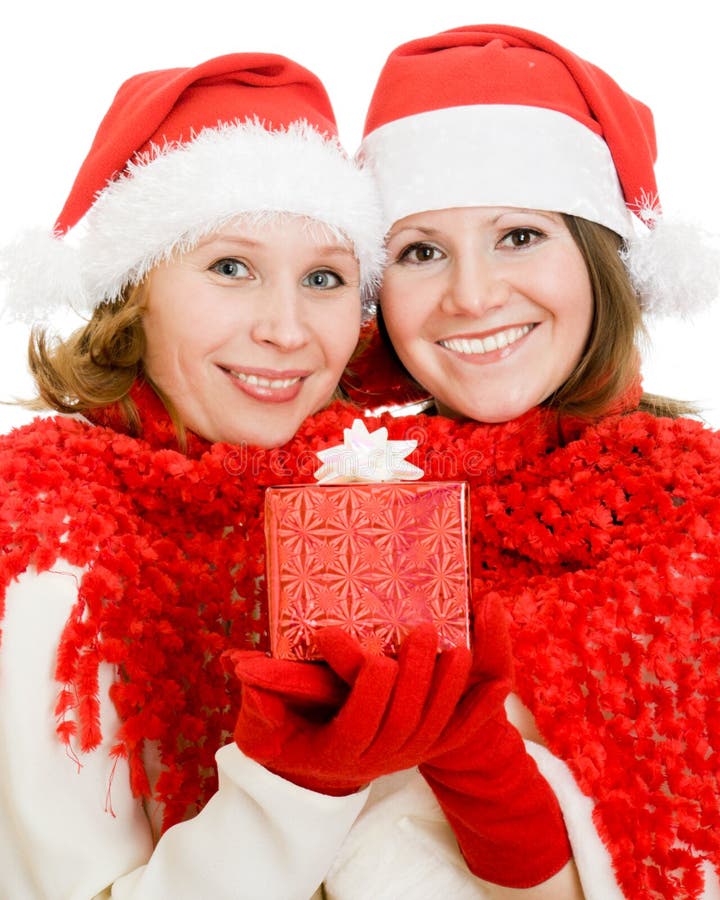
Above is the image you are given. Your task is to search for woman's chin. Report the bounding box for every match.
[435,393,539,424]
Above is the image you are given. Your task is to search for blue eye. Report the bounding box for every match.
[303,269,343,290]
[210,258,250,279]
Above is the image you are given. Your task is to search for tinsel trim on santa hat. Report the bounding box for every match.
[1,120,385,323]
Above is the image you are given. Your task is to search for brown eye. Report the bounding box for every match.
[501,228,543,249]
[398,243,444,264]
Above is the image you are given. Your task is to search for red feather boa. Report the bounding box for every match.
[1,380,719,898]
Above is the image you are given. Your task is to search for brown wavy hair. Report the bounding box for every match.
[25,281,184,440]
[551,216,694,419]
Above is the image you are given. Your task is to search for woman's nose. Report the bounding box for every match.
[250,283,311,350]
[439,255,511,317]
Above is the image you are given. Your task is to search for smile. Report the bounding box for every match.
[439,324,534,355]
[229,372,302,389]
[221,366,309,405]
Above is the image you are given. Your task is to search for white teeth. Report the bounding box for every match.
[440,324,533,355]
[495,331,509,348]
[483,334,499,352]
[230,371,301,389]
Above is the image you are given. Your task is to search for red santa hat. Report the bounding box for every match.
[360,25,719,317]
[3,53,384,321]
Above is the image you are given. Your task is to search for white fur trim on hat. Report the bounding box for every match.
[360,105,720,318]
[359,104,633,237]
[1,120,385,322]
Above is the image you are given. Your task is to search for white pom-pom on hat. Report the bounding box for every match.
[621,215,720,318]
[0,229,85,324]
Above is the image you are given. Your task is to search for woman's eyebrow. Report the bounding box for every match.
[194,234,260,250]
[313,244,356,258]
[387,225,438,240]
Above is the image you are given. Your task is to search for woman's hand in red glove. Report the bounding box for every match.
[228,623,502,796]
[222,646,349,713]
[418,596,573,890]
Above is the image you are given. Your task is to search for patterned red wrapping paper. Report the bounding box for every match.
[265,482,471,659]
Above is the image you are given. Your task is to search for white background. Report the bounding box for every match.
[1,0,718,432]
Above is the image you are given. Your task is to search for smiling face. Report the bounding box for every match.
[142,215,362,447]
[380,206,594,423]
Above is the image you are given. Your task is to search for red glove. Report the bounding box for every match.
[418,597,572,888]
[227,623,504,796]
[223,647,348,712]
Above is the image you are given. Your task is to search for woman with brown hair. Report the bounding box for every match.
[352,24,720,900]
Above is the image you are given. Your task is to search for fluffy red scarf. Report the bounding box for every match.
[1,380,718,899]
[0,383,362,828]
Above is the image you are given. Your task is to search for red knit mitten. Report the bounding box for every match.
[230,624,489,796]
[223,648,348,711]
[418,598,572,888]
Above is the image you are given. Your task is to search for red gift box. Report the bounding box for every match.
[265,482,471,659]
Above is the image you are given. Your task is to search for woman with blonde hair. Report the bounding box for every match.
[0,50,390,897]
